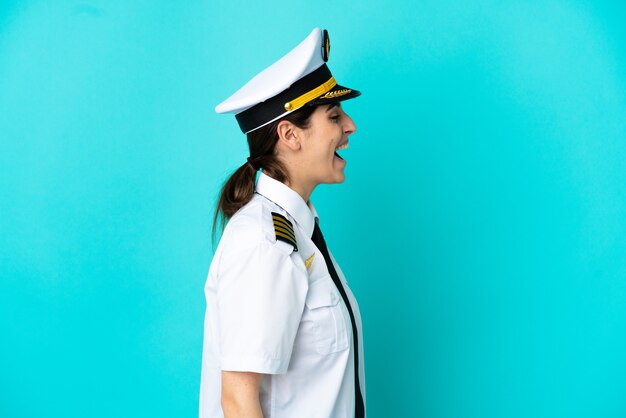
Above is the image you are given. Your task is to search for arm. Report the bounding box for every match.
[221,370,264,418]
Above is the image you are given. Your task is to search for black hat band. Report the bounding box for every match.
[236,64,333,134]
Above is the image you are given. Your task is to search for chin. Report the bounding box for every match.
[320,160,346,184]
[320,173,345,185]
[331,172,346,184]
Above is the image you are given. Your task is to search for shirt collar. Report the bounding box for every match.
[255,171,319,237]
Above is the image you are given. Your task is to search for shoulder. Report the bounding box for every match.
[221,193,298,255]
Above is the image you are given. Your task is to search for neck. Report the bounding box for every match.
[279,156,317,203]
[284,176,316,203]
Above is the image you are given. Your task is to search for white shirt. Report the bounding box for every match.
[199,171,366,418]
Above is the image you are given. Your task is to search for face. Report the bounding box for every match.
[298,103,357,185]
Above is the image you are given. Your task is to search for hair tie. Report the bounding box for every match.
[246,156,260,171]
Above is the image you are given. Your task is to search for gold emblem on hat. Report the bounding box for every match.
[320,88,352,99]
[322,29,330,62]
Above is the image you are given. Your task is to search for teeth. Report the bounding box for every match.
[336,143,349,151]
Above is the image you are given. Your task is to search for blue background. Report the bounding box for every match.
[1,1,625,417]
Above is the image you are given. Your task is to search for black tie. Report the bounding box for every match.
[311,220,365,418]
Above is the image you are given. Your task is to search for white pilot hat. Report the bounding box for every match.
[215,27,361,134]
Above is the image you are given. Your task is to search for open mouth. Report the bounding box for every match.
[334,141,349,160]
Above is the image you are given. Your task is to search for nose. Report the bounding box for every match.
[343,111,357,136]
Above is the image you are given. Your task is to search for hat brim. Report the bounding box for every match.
[306,83,361,107]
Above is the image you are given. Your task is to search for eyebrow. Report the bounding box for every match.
[326,103,340,112]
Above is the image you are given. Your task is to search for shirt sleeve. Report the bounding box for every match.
[216,239,308,374]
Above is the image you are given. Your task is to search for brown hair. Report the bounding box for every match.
[211,105,318,247]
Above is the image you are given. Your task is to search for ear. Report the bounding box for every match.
[276,119,302,152]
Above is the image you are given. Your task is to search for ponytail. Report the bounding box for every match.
[211,105,317,247]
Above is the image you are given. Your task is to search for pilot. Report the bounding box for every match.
[199,27,366,418]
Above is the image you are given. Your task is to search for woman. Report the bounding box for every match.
[199,28,365,418]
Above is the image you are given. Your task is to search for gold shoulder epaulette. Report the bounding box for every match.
[271,212,298,252]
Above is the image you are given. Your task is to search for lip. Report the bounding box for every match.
[335,139,349,149]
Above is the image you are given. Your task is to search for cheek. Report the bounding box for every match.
[311,133,332,154]
[306,121,341,159]
[324,123,342,143]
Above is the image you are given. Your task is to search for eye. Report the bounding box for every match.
[329,115,340,123]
